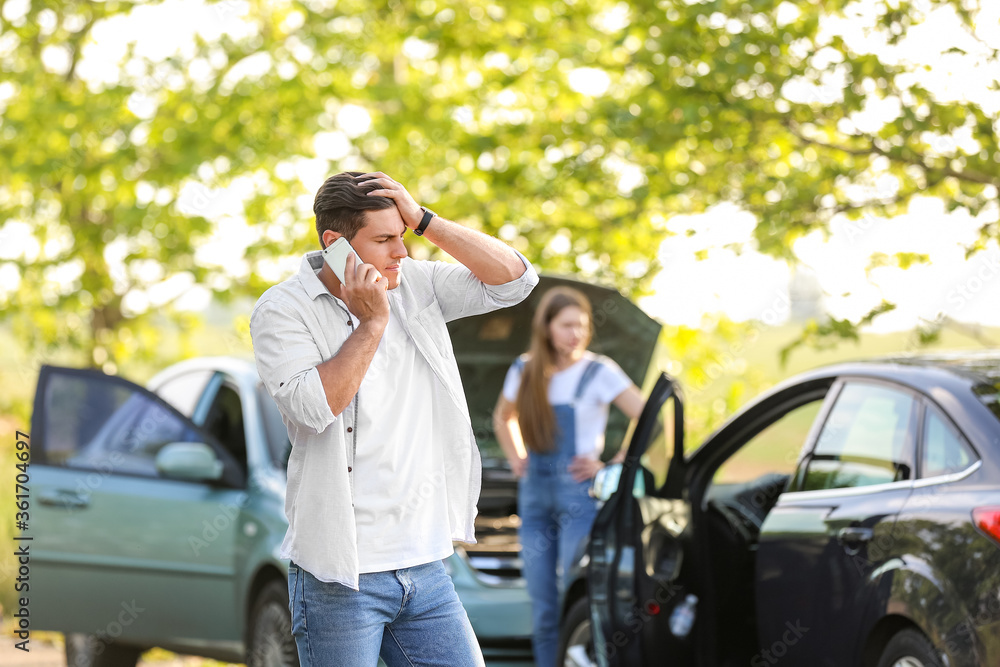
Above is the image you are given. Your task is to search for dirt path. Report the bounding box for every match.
[0,633,64,667]
[0,635,235,667]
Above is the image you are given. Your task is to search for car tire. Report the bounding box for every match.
[247,579,299,667]
[876,628,943,667]
[64,633,142,667]
[557,596,597,667]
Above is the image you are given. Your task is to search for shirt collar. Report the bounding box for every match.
[299,250,329,301]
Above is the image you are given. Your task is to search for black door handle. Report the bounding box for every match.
[837,526,873,544]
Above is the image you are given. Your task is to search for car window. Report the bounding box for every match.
[202,382,247,476]
[797,382,916,492]
[638,394,679,494]
[258,383,291,469]
[42,370,207,477]
[922,407,977,478]
[153,370,215,418]
[713,400,823,485]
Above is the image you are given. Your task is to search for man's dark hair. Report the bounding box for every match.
[313,171,394,246]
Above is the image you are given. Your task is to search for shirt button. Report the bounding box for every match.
[347,427,353,433]
[348,467,352,473]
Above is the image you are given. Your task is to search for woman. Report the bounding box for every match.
[493,286,645,667]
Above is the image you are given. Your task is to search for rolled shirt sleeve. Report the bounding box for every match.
[427,248,539,322]
[250,298,337,434]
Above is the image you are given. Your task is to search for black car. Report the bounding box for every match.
[559,352,1000,667]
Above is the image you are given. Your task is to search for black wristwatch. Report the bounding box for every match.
[414,207,436,236]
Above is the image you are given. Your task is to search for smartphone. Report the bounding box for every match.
[322,237,363,284]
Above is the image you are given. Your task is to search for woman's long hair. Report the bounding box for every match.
[515,287,593,453]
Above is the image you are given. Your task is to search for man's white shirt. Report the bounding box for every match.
[338,300,454,573]
[250,249,538,589]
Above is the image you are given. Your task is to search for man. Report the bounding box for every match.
[250,171,538,666]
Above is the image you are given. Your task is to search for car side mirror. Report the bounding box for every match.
[591,463,647,502]
[592,463,623,502]
[156,442,224,482]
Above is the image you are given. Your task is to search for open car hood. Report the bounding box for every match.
[447,274,662,515]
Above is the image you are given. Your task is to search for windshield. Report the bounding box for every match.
[257,383,292,469]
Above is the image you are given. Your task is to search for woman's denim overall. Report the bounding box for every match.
[516,358,604,667]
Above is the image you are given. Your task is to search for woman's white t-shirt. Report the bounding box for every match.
[502,351,632,458]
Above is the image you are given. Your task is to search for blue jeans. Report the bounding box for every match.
[287,559,485,667]
[519,468,599,667]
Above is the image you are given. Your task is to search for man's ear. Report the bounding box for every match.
[322,230,342,249]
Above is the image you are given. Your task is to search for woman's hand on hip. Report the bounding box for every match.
[568,455,604,482]
[509,456,527,478]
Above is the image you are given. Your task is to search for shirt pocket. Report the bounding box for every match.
[412,301,454,361]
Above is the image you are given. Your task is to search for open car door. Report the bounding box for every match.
[587,373,693,667]
[31,365,246,641]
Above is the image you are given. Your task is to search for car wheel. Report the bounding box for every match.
[876,629,943,667]
[64,633,142,667]
[557,596,597,667]
[247,580,299,667]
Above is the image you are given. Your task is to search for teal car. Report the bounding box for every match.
[30,356,533,666]
[29,276,660,667]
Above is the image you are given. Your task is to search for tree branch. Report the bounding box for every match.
[829,195,904,216]
[785,121,876,157]
[64,14,99,83]
[786,120,1000,189]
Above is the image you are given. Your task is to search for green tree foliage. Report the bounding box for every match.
[1,0,997,370]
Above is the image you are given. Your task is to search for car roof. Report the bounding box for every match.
[871,349,1000,383]
[146,355,258,391]
[778,350,1000,395]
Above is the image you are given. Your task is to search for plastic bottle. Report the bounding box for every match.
[669,594,698,638]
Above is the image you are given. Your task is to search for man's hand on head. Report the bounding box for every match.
[341,252,390,327]
[356,172,424,230]
[353,170,527,286]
